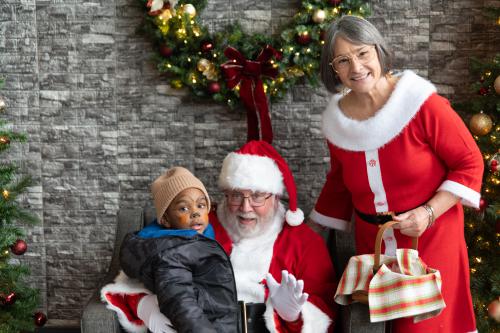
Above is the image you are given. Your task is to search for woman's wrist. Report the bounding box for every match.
[422,204,435,229]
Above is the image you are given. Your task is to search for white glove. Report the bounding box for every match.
[266,270,309,322]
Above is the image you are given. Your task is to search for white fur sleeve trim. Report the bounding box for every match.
[100,271,151,333]
[263,300,331,333]
[438,180,481,208]
[100,271,152,298]
[310,209,351,232]
[322,70,436,151]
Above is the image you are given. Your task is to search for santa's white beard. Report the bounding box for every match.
[218,199,285,242]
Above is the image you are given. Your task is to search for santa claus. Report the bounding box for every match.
[101,140,337,333]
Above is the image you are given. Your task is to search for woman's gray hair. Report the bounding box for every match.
[320,15,392,93]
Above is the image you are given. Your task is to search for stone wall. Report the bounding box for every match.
[0,0,497,326]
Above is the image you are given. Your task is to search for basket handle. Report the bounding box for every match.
[373,221,418,272]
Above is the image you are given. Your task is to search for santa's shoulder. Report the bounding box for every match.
[278,223,329,248]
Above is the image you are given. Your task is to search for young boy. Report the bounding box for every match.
[101,167,239,333]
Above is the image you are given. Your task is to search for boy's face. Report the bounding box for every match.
[161,188,209,233]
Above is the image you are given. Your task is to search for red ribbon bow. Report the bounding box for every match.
[221,45,278,143]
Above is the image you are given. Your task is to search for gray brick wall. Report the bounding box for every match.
[0,0,497,326]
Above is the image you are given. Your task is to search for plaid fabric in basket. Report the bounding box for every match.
[335,248,446,323]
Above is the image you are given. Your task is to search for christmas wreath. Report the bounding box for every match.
[138,0,369,141]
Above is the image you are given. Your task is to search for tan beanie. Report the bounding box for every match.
[151,167,211,223]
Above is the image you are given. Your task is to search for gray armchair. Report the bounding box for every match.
[81,208,152,333]
[80,208,385,333]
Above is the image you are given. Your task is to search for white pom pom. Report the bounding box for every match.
[286,208,304,226]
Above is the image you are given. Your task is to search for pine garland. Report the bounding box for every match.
[137,0,370,107]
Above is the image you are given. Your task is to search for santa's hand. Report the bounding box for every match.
[266,270,309,322]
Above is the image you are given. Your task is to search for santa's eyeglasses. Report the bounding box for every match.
[225,191,273,207]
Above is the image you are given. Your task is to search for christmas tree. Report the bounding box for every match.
[0,78,46,332]
[455,55,500,331]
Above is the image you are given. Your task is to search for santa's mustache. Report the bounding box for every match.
[237,212,258,219]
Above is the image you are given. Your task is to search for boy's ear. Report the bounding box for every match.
[160,216,170,228]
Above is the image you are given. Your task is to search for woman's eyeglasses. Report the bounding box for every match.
[225,191,273,207]
[330,46,377,73]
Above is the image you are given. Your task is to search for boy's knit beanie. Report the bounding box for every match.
[151,167,210,223]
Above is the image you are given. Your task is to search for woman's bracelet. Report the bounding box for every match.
[422,204,435,229]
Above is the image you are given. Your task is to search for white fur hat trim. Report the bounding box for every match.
[218,152,284,194]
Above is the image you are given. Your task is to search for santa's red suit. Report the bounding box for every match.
[311,70,483,333]
[212,205,337,333]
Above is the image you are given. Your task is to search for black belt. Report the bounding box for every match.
[239,301,270,333]
[355,208,404,225]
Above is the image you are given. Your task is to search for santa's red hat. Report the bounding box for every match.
[218,140,304,226]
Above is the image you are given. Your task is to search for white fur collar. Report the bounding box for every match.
[322,70,436,151]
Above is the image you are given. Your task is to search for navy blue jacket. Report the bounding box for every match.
[120,221,239,333]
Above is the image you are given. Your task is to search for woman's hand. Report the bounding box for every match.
[392,206,430,237]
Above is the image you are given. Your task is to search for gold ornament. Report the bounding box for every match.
[196,58,218,80]
[469,112,493,136]
[312,9,326,23]
[159,24,169,35]
[181,4,196,18]
[0,136,9,145]
[0,98,5,112]
[159,8,174,21]
[286,66,305,77]
[192,25,201,37]
[175,28,187,39]
[170,79,183,89]
[494,75,500,94]
[1,248,9,258]
[2,189,9,199]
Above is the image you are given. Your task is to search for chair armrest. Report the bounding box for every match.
[81,292,122,333]
[338,303,385,333]
[81,208,145,333]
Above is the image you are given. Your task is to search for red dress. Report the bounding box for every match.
[311,71,483,333]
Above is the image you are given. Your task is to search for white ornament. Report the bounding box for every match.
[150,0,164,12]
[182,4,197,18]
[312,9,326,23]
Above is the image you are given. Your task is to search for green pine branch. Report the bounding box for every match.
[0,79,41,332]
